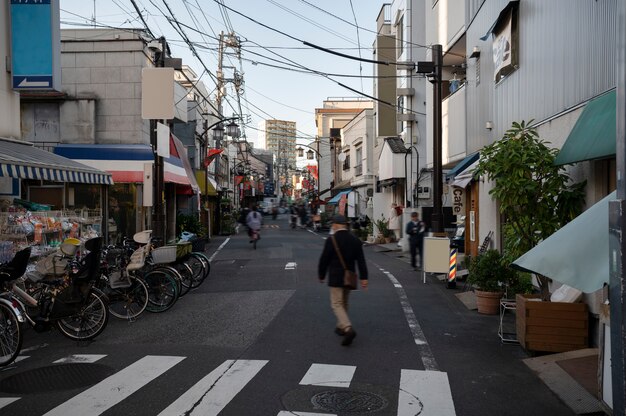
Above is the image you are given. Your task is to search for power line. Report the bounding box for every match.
[348,0,364,91]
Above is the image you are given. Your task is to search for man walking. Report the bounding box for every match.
[406,212,426,270]
[318,214,368,346]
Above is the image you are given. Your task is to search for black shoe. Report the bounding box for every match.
[334,327,343,336]
[341,328,356,346]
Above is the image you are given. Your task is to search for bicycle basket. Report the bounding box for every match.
[151,246,176,264]
[35,253,69,277]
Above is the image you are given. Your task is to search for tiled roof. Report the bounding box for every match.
[384,137,408,154]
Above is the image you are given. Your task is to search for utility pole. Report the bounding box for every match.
[431,44,444,234]
[150,36,167,244]
[609,0,626,412]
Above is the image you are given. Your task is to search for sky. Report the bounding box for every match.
[59,0,386,149]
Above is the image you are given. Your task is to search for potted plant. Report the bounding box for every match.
[374,216,390,244]
[468,249,509,314]
[475,120,588,351]
[475,120,586,300]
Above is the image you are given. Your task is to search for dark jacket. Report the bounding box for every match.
[406,220,425,242]
[318,229,368,287]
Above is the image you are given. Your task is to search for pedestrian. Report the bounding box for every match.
[318,214,368,346]
[388,203,402,241]
[406,212,426,270]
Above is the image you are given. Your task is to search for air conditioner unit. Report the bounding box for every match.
[417,186,430,199]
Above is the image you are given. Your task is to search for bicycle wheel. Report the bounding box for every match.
[171,262,193,297]
[186,254,209,289]
[0,302,22,367]
[56,288,109,341]
[107,276,149,321]
[143,269,178,313]
[155,265,183,297]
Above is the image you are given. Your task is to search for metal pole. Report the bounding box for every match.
[609,0,626,412]
[431,44,444,234]
[150,36,167,244]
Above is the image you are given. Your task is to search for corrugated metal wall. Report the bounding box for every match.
[465,0,617,154]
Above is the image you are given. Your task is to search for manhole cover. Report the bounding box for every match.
[311,390,389,413]
[0,364,114,394]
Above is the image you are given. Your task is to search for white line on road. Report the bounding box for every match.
[158,359,268,416]
[53,354,107,364]
[43,355,185,416]
[373,263,439,371]
[285,262,297,270]
[208,237,230,262]
[307,229,327,239]
[0,398,20,410]
[277,412,337,416]
[299,363,356,388]
[398,369,456,416]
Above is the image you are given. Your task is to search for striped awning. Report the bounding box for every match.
[0,138,113,185]
[55,137,199,194]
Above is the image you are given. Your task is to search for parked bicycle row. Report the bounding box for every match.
[0,230,211,367]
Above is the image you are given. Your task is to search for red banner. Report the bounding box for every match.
[204,148,224,167]
[235,175,244,186]
[306,165,318,179]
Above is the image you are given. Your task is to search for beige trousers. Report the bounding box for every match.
[330,286,352,331]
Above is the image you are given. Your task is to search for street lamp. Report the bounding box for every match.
[306,149,314,160]
[226,121,240,138]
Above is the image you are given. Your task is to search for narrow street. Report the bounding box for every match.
[0,215,575,416]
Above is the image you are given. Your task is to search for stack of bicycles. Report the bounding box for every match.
[0,237,109,367]
[97,230,211,321]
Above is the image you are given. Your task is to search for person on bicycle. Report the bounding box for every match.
[246,206,262,242]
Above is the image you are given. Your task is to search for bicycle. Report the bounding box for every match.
[0,246,31,366]
[1,238,109,364]
[97,245,149,321]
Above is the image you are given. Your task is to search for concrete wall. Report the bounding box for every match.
[0,3,21,139]
[60,29,151,145]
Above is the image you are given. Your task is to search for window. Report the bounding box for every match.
[475,57,480,86]
[355,146,363,176]
[343,154,351,171]
[396,15,403,58]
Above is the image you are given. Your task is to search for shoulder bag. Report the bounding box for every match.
[330,235,358,290]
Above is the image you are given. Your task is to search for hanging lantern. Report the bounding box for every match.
[306,149,314,160]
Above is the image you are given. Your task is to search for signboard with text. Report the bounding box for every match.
[10,0,61,90]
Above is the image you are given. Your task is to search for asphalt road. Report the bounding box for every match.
[0,214,575,416]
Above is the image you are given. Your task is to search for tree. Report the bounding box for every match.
[474,121,586,300]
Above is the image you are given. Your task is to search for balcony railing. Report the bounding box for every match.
[32,141,59,152]
[355,164,363,176]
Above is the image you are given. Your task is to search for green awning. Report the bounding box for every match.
[554,90,616,165]
[512,191,614,293]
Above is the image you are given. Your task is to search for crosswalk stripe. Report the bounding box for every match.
[277,412,336,416]
[43,355,185,416]
[0,397,20,410]
[299,363,356,388]
[398,370,456,416]
[158,359,268,416]
[53,354,107,364]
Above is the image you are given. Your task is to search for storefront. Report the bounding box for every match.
[0,138,112,256]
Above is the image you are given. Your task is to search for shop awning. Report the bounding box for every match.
[56,138,200,194]
[328,190,351,204]
[195,171,218,196]
[451,160,479,188]
[0,138,112,185]
[554,90,616,166]
[169,134,200,194]
[512,191,614,293]
[446,152,479,179]
[55,143,152,183]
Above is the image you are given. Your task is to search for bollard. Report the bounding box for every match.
[447,247,457,289]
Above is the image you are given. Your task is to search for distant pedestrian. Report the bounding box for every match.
[318,214,368,346]
[246,206,262,242]
[388,203,402,241]
[406,212,426,269]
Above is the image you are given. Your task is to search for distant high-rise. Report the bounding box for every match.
[257,119,297,169]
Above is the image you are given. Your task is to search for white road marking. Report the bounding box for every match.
[208,237,230,262]
[53,354,107,364]
[299,363,356,388]
[285,262,297,270]
[158,359,268,416]
[43,355,185,416]
[277,412,337,416]
[398,370,456,416]
[0,397,20,410]
[14,356,29,363]
[373,263,439,371]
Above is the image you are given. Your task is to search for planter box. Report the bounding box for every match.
[516,294,589,353]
